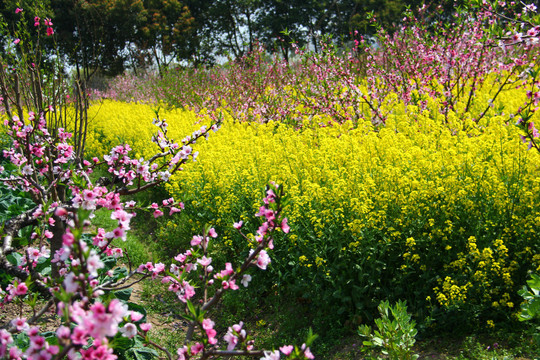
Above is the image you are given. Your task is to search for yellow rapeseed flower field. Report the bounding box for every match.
[84,84,540,329]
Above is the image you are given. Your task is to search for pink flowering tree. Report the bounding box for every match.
[285,3,535,128]
[141,2,538,131]
[0,8,315,360]
[468,0,540,150]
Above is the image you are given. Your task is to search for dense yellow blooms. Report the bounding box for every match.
[437,236,516,308]
[85,100,208,159]
[83,84,540,326]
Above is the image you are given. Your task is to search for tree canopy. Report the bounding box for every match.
[0,0,455,75]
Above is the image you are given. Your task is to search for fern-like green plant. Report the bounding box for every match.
[518,273,540,348]
[358,300,419,360]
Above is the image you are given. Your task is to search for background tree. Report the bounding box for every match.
[135,0,194,75]
[204,0,260,58]
[51,0,143,79]
[256,0,307,61]
[1,0,469,72]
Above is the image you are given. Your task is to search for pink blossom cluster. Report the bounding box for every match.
[26,246,51,267]
[261,343,315,360]
[32,14,54,36]
[0,109,225,356]
[2,113,76,193]
[2,324,59,359]
[223,322,250,351]
[96,118,209,187]
[92,72,162,104]
[2,281,28,304]
[0,111,211,266]
[481,1,540,49]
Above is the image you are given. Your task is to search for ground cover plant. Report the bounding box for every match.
[1,0,540,359]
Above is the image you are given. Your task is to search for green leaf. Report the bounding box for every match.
[113,267,128,279]
[40,266,51,276]
[304,327,318,347]
[102,256,117,271]
[114,288,133,301]
[7,252,23,266]
[14,332,30,349]
[77,208,92,223]
[109,334,132,351]
[128,347,159,360]
[372,337,384,346]
[42,331,58,345]
[187,300,197,317]
[527,274,540,291]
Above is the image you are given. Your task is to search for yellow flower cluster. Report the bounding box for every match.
[434,276,471,307]
[84,100,208,159]
[436,236,516,309]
